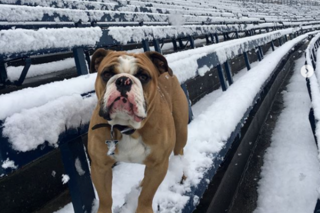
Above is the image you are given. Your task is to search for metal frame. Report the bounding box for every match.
[73,47,88,75]
[0,60,8,88]
[60,136,95,213]
[217,64,228,91]
[172,39,178,51]
[243,51,251,70]
[153,39,162,53]
[224,60,233,85]
[257,47,263,61]
[142,40,150,52]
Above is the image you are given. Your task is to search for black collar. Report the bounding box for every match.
[91,123,135,135]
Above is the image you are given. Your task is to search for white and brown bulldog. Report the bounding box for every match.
[87,49,188,213]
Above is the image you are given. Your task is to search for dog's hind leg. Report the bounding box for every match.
[172,79,189,157]
[171,78,189,183]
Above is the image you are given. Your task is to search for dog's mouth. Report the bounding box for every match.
[100,96,146,123]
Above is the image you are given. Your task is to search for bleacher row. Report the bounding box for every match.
[1,0,320,212]
[303,32,320,213]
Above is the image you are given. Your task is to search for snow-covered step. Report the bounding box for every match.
[0,4,264,26]
[0,0,119,11]
[2,1,317,30]
[0,26,301,61]
[0,4,169,23]
[0,27,102,59]
[0,0,236,18]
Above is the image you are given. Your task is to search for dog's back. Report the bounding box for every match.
[158,73,188,155]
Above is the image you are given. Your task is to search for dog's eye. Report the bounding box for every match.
[139,74,148,81]
[101,72,114,81]
[137,73,150,83]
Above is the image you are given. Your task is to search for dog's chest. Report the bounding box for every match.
[113,135,150,164]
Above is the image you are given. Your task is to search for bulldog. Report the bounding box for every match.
[87,49,188,213]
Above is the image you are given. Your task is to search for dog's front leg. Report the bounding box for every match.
[91,161,114,213]
[137,159,169,213]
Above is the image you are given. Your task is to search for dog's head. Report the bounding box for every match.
[90,49,173,129]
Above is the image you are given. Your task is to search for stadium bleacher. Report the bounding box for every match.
[1,0,320,212]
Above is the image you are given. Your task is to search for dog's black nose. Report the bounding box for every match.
[116,76,132,87]
[116,76,132,96]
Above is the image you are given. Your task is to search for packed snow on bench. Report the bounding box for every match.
[0,73,97,120]
[306,33,320,161]
[166,28,297,83]
[7,57,76,81]
[107,25,291,45]
[0,27,102,56]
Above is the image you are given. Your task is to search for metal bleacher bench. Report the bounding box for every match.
[304,32,320,213]
[1,0,320,212]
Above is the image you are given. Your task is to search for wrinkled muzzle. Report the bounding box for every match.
[99,73,147,129]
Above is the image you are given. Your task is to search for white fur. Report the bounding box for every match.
[108,116,141,130]
[118,55,137,74]
[113,135,150,164]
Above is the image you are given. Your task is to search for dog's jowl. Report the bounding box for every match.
[88,49,188,213]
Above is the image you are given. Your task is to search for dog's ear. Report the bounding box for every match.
[145,51,173,76]
[90,48,109,73]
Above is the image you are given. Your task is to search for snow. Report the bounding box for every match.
[306,33,320,161]
[0,27,102,56]
[0,74,96,120]
[108,25,294,45]
[75,158,86,176]
[4,0,316,26]
[61,174,70,184]
[254,56,320,213]
[1,158,17,169]
[0,4,89,22]
[53,203,73,213]
[6,38,206,82]
[167,28,301,83]
[7,58,75,81]
[11,0,118,11]
[2,4,256,24]
[52,30,316,213]
[1,29,306,153]
[2,94,96,151]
